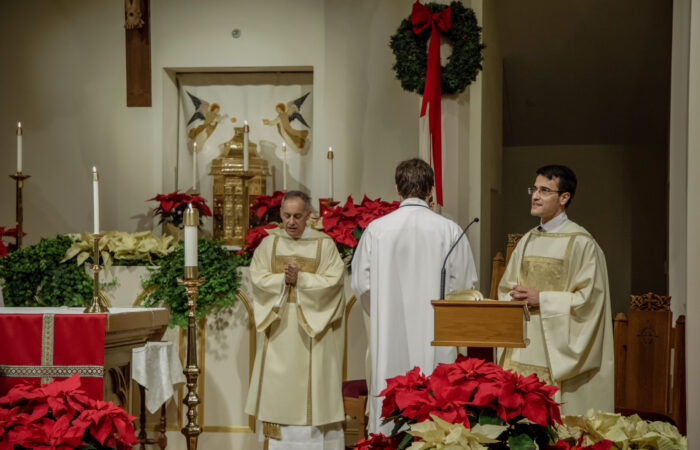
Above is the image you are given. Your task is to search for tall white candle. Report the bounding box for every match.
[16,122,22,173]
[184,204,198,267]
[243,120,250,172]
[328,146,334,199]
[282,142,287,190]
[192,142,198,191]
[92,167,100,234]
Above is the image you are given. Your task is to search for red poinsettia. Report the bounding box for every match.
[469,369,561,426]
[76,398,138,450]
[149,191,212,228]
[551,438,614,450]
[0,227,24,257]
[241,194,399,257]
[354,432,403,450]
[364,357,563,449]
[318,198,340,217]
[237,223,278,255]
[322,195,399,253]
[0,374,137,450]
[251,191,285,220]
[379,366,428,419]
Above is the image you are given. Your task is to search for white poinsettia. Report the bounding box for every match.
[407,415,505,450]
[63,231,176,271]
[557,410,686,450]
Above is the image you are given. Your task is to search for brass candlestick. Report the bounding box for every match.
[179,206,204,450]
[9,173,30,250]
[83,234,110,313]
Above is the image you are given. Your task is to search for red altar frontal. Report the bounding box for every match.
[0,307,169,409]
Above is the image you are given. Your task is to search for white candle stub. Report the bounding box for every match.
[282,143,287,190]
[184,203,198,267]
[92,166,100,234]
[243,120,250,172]
[16,122,23,173]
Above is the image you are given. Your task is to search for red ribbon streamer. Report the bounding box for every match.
[411,1,451,205]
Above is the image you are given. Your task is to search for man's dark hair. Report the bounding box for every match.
[395,158,434,200]
[536,165,577,208]
[282,190,311,211]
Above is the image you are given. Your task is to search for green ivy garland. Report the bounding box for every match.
[389,1,485,95]
[141,239,245,329]
[0,235,92,307]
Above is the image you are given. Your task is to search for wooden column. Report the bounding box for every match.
[125,0,151,107]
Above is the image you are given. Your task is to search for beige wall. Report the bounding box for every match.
[478,0,503,288]
[0,0,420,244]
[502,145,668,317]
[0,1,426,448]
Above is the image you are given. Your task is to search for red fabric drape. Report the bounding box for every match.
[411,1,452,205]
[0,313,106,399]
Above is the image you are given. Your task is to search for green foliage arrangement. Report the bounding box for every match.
[141,239,244,328]
[0,235,92,307]
[389,1,485,95]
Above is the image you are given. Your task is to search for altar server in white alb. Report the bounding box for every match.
[351,158,478,434]
[498,165,614,416]
[245,191,346,450]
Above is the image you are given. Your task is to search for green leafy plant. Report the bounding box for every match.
[141,239,244,328]
[0,235,92,307]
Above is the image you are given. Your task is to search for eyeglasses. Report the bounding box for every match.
[527,186,563,196]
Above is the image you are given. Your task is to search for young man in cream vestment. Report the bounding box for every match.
[245,191,346,450]
[352,158,478,434]
[498,165,614,416]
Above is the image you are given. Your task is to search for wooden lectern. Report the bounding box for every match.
[431,299,529,347]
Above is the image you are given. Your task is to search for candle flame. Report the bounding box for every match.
[92,166,97,173]
[17,122,21,128]
[329,146,333,152]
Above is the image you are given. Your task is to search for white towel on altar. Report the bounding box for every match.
[131,341,186,413]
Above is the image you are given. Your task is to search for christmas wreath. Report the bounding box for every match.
[389,1,484,96]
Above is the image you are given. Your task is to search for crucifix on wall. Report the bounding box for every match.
[124,0,151,107]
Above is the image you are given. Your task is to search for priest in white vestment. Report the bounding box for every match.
[351,158,478,434]
[498,165,614,416]
[245,191,345,450]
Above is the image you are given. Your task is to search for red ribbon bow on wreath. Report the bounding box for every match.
[411,1,451,206]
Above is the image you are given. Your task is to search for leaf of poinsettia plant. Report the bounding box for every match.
[508,433,537,450]
[477,408,504,426]
[398,432,414,449]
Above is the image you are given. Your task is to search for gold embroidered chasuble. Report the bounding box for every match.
[245,227,345,426]
[497,221,614,416]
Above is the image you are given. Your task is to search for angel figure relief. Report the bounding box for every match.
[262,92,311,155]
[186,91,233,152]
[124,0,144,29]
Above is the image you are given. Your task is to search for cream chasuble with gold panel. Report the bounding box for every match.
[497,221,614,416]
[245,227,345,431]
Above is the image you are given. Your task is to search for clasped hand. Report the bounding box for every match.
[284,263,299,286]
[509,285,540,307]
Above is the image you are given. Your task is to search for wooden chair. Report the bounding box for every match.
[613,293,686,434]
[342,295,368,440]
[488,233,523,299]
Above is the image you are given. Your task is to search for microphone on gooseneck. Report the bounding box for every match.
[440,217,479,299]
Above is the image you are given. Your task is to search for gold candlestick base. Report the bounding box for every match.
[84,233,110,313]
[9,172,30,250]
[178,272,205,449]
